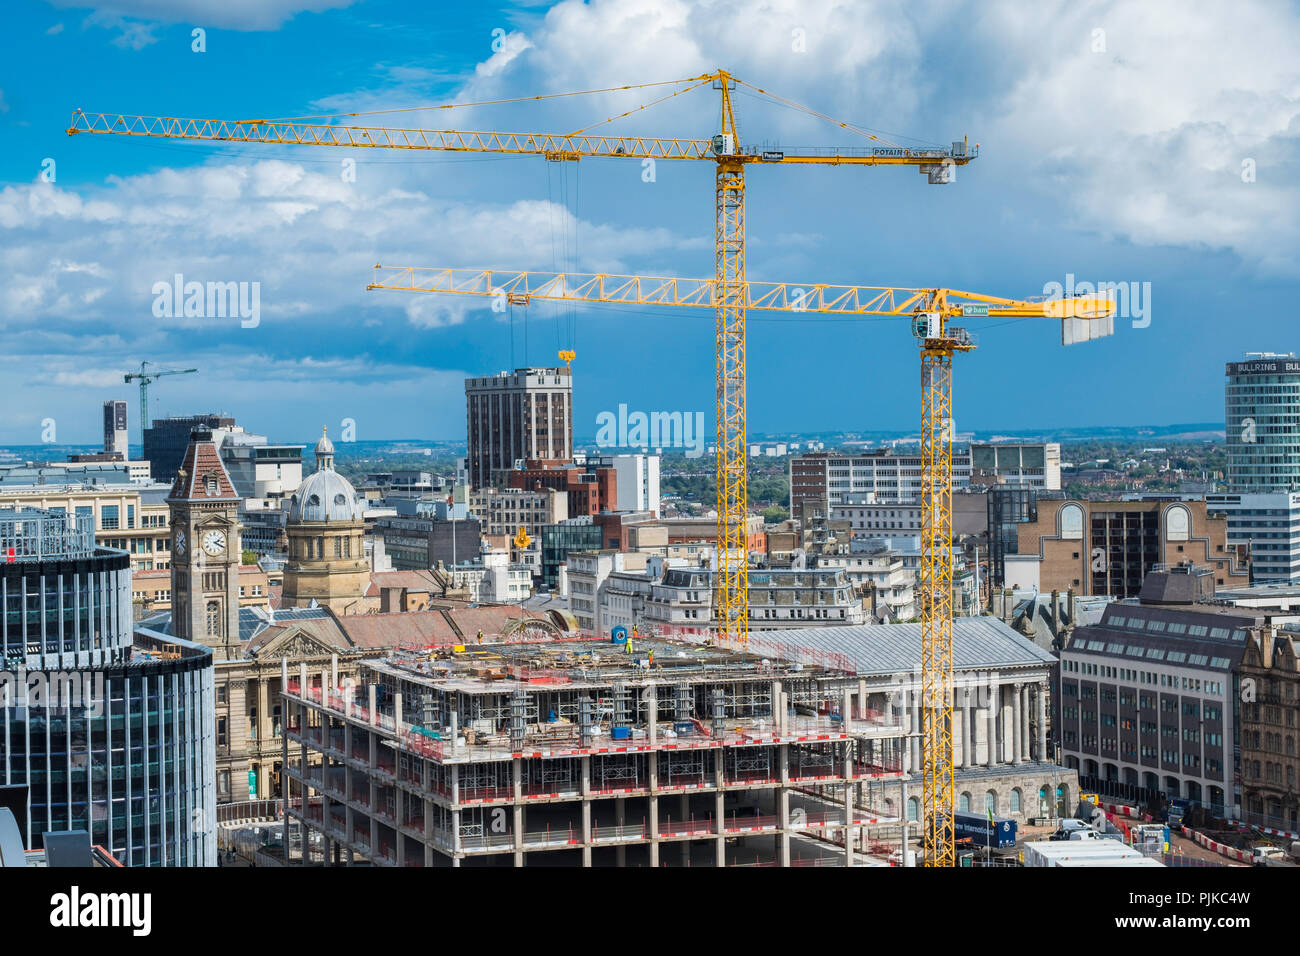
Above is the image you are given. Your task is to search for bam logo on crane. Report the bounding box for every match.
[152,273,261,328]
[595,405,707,459]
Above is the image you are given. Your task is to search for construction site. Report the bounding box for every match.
[279,635,911,867]
[70,66,1117,868]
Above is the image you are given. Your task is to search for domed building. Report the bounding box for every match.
[281,427,371,613]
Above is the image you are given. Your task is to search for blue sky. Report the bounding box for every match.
[2,0,1298,446]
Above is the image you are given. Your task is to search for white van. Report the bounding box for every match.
[1251,845,1285,865]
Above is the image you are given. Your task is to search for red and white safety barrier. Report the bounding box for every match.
[1180,826,1251,864]
[1253,825,1299,841]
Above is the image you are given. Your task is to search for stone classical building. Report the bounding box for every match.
[763,618,1077,822]
[281,429,371,613]
[1240,627,1300,832]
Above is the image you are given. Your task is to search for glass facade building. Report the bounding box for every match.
[0,507,215,865]
[541,521,602,590]
[1225,354,1300,493]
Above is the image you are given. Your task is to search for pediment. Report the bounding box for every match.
[253,625,338,661]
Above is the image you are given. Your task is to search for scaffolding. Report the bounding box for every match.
[279,636,912,868]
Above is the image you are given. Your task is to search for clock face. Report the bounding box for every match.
[174,530,186,555]
[202,530,227,556]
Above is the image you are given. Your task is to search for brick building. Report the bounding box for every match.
[1015,498,1249,599]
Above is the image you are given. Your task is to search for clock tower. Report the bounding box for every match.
[168,426,242,660]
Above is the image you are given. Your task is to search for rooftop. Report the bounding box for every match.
[752,618,1056,677]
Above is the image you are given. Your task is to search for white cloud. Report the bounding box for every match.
[52,0,357,32]
[445,0,1300,274]
[964,0,1300,275]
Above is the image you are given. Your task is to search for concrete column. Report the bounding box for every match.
[581,756,592,867]
[616,796,627,867]
[984,684,997,767]
[649,794,659,867]
[680,793,691,866]
[258,677,270,747]
[512,759,523,867]
[368,684,377,727]
[330,653,338,693]
[843,690,854,867]
[962,688,973,769]
[714,750,725,867]
[1012,682,1023,764]
[1020,684,1031,763]
[647,682,658,743]
[911,683,922,771]
[1037,682,1048,761]
[778,744,790,867]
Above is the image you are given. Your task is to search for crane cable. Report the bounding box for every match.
[259,74,714,123]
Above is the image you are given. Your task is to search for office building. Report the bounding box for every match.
[0,482,173,572]
[1205,491,1300,584]
[987,486,1040,589]
[465,368,572,489]
[0,506,216,865]
[1225,353,1300,493]
[1058,567,1256,816]
[970,442,1061,490]
[102,400,128,459]
[470,487,568,541]
[375,508,482,572]
[144,414,237,484]
[789,449,972,517]
[609,454,660,515]
[1014,498,1250,598]
[541,518,602,591]
[831,496,922,536]
[219,431,303,499]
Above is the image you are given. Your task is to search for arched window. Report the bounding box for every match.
[906,797,919,823]
[206,600,221,636]
[985,790,998,817]
[1009,788,1022,814]
[1038,786,1050,814]
[959,792,971,813]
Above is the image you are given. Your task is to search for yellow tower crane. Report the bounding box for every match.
[67,68,977,651]
[362,264,1117,866]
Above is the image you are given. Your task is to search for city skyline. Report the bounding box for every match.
[3,1,1298,442]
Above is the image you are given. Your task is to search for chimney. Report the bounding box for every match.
[1066,587,1075,627]
[1051,590,1060,637]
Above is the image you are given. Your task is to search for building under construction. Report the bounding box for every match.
[279,635,910,867]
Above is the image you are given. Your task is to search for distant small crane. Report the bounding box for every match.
[123,362,198,450]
